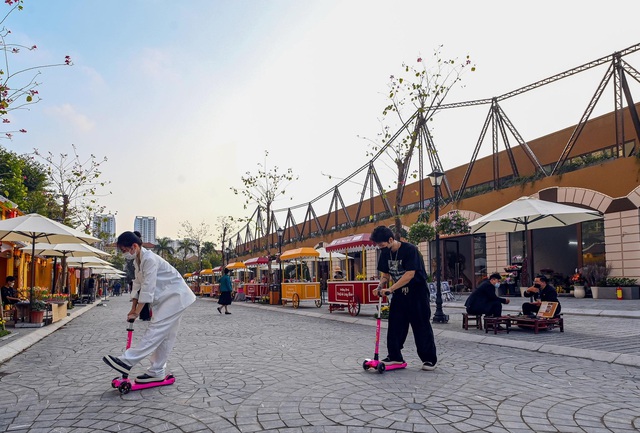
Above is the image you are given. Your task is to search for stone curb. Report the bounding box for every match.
[0,301,102,364]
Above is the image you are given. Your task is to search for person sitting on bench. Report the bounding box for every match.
[465,273,510,317]
[522,275,561,317]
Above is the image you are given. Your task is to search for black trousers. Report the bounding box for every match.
[522,302,540,316]
[467,300,503,317]
[387,291,437,364]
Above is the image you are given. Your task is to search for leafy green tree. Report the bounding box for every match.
[154,237,175,259]
[0,146,27,204]
[366,47,474,238]
[176,238,196,271]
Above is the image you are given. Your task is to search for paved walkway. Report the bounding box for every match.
[0,294,639,432]
[2,294,640,366]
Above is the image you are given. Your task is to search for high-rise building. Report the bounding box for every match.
[92,214,116,244]
[134,216,157,244]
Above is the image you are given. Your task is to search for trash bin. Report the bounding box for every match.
[269,284,280,305]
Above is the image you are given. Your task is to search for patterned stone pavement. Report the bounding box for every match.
[0,295,639,432]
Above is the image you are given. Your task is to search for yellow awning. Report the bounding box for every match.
[183,273,193,278]
[280,247,320,261]
[200,269,213,275]
[226,261,246,269]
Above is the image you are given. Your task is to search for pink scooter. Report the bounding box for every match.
[111,319,175,394]
[362,292,407,374]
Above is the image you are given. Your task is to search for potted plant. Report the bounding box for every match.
[596,277,639,299]
[29,299,47,324]
[377,305,390,319]
[582,263,612,298]
[570,271,586,298]
[435,211,470,236]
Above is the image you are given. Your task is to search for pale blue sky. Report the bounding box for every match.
[3,1,640,240]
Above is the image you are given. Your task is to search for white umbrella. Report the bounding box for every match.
[67,256,111,266]
[0,213,99,304]
[469,196,603,284]
[22,242,109,292]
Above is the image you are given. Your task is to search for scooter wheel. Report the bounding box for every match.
[363,360,370,370]
[377,363,386,374]
[119,382,131,394]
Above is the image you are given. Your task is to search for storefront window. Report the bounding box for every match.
[581,220,605,266]
[473,234,487,286]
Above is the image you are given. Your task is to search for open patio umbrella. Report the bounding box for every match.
[469,196,603,284]
[67,256,113,298]
[22,242,110,292]
[0,213,99,304]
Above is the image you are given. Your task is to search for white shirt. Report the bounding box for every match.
[131,247,196,321]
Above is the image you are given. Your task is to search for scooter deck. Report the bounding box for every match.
[112,375,175,393]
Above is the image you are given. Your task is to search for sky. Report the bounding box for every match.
[3,0,640,242]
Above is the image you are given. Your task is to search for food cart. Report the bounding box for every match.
[280,247,322,309]
[226,261,246,300]
[211,266,222,297]
[244,256,270,302]
[325,233,385,316]
[199,268,214,296]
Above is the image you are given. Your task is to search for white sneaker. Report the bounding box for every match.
[422,361,437,371]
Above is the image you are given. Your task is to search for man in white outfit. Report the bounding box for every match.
[103,231,196,383]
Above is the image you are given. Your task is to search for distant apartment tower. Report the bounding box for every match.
[92,214,116,243]
[134,216,157,244]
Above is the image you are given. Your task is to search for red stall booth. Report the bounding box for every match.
[326,233,385,316]
[244,256,270,302]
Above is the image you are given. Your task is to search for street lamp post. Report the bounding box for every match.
[225,247,230,267]
[429,170,449,324]
[276,227,284,305]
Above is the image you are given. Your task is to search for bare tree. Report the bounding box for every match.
[0,1,72,139]
[215,216,237,267]
[230,150,297,282]
[32,144,111,292]
[365,47,474,238]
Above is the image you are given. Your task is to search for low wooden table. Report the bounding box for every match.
[483,316,511,334]
[508,315,564,334]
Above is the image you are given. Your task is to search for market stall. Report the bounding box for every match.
[199,268,214,296]
[244,256,270,302]
[211,266,222,297]
[226,261,247,300]
[325,233,384,316]
[280,247,322,309]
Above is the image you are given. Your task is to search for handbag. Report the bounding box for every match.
[140,303,152,321]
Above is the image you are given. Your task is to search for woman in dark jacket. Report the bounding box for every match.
[217,268,233,315]
[465,273,510,317]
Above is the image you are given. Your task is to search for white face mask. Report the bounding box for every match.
[123,250,137,261]
[494,282,501,289]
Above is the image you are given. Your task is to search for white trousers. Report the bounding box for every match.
[120,310,184,377]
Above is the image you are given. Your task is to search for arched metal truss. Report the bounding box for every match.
[229,43,640,255]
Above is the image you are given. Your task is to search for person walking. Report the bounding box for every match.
[102,231,196,383]
[369,225,438,371]
[217,268,233,315]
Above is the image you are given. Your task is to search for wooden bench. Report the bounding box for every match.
[484,316,511,334]
[462,313,483,330]
[509,315,564,334]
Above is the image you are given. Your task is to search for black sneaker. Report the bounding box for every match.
[102,355,132,375]
[422,361,437,371]
[381,357,404,365]
[135,373,165,383]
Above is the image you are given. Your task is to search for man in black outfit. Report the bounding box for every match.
[465,273,511,317]
[1,276,21,305]
[522,275,561,316]
[370,225,438,371]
